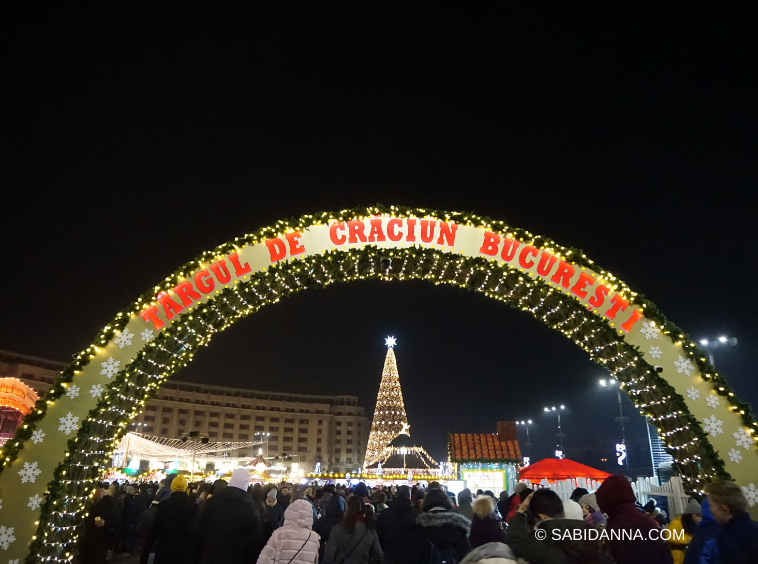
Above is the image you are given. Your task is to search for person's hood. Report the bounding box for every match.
[541,520,608,561]
[461,541,517,564]
[284,499,315,529]
[596,475,636,517]
[499,491,509,502]
[325,493,346,517]
[458,488,473,505]
[700,496,716,525]
[578,493,598,512]
[228,467,251,491]
[416,509,471,533]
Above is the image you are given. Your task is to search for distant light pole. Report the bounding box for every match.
[698,336,737,367]
[516,420,533,449]
[599,378,629,470]
[543,406,566,454]
[254,432,270,461]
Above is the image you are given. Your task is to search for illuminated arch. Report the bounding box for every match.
[0,205,755,562]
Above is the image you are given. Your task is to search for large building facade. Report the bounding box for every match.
[0,349,369,473]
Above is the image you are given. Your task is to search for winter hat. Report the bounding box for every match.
[267,488,278,501]
[353,482,369,498]
[570,487,589,502]
[171,475,189,492]
[578,493,599,512]
[684,498,702,514]
[514,482,527,495]
[562,499,584,521]
[229,467,251,491]
[472,495,495,518]
[125,486,135,494]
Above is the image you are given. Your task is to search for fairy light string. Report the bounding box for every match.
[0,205,752,563]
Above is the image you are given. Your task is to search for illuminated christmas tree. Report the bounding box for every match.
[364,337,409,466]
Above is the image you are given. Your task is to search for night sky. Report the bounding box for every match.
[2,5,757,471]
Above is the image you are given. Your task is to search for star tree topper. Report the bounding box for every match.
[385,336,397,348]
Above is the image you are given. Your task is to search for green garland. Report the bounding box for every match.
[0,206,751,563]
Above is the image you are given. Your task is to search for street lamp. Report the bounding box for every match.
[543,406,566,454]
[599,378,629,470]
[698,336,737,367]
[254,432,270,462]
[515,420,534,448]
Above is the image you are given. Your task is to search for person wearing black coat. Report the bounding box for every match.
[469,496,506,549]
[140,475,198,564]
[79,484,119,564]
[376,486,424,564]
[416,488,471,563]
[314,492,346,560]
[191,468,263,564]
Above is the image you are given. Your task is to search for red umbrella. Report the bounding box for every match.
[519,458,611,481]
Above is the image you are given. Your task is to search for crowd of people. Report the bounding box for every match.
[77,471,758,564]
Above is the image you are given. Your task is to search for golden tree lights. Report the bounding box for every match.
[364,338,409,467]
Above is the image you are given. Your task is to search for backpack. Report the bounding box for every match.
[430,542,458,564]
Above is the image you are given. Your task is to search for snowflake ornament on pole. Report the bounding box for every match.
[702,415,723,436]
[65,384,80,400]
[686,387,700,401]
[743,483,758,507]
[705,396,720,409]
[733,428,753,450]
[18,462,41,484]
[0,525,16,550]
[100,357,120,379]
[27,495,42,511]
[113,328,134,349]
[639,321,660,340]
[58,412,79,435]
[673,356,695,376]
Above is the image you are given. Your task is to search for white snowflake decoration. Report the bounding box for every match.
[18,461,41,484]
[141,328,154,342]
[705,396,720,409]
[0,499,2,509]
[10,559,19,564]
[114,328,134,349]
[27,494,42,511]
[0,525,15,549]
[58,412,79,435]
[90,384,105,399]
[639,321,660,340]
[30,429,45,444]
[648,346,662,359]
[702,415,723,436]
[742,483,758,507]
[100,357,120,379]
[686,387,700,401]
[673,355,696,376]
[727,449,743,464]
[65,384,80,400]
[733,428,753,450]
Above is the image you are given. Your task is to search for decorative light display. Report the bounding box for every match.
[364,340,409,466]
[0,204,755,563]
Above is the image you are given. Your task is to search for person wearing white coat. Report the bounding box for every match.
[257,498,321,564]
